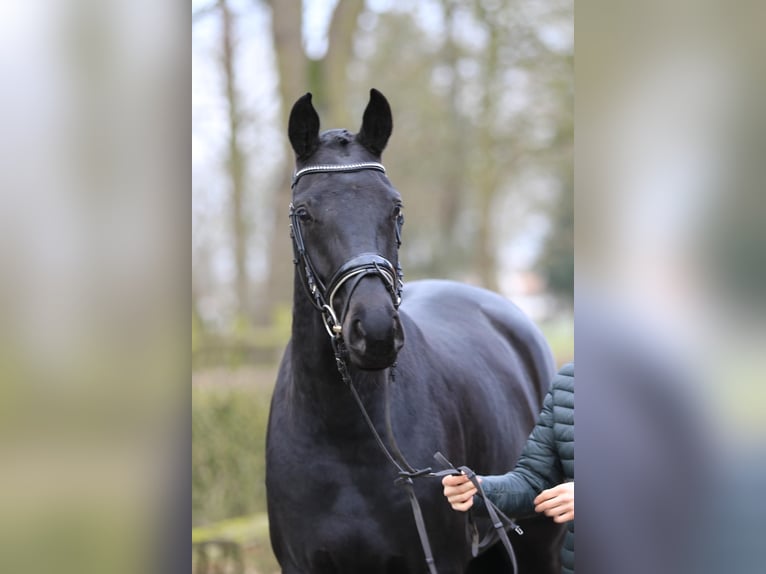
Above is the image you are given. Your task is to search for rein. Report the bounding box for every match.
[290,162,521,573]
[334,341,523,574]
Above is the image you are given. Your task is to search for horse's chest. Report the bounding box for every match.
[271,461,414,570]
[270,443,403,525]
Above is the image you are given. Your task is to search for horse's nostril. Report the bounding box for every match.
[393,315,405,351]
[352,319,366,338]
[349,319,368,356]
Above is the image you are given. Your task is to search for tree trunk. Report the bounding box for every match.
[474,19,501,292]
[263,0,364,324]
[219,0,250,320]
[434,0,468,274]
[263,0,306,324]
[321,0,365,129]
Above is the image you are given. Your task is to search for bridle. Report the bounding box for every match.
[289,162,521,573]
[289,161,403,339]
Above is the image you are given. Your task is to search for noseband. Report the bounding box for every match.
[289,162,404,338]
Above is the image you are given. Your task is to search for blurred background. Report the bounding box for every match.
[3,0,761,573]
[192,1,572,571]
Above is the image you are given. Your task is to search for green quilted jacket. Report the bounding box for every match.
[481,362,575,574]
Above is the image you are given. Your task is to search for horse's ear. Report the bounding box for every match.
[288,93,320,160]
[357,88,392,156]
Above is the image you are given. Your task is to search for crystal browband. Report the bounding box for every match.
[291,162,386,188]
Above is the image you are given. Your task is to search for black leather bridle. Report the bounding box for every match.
[289,162,521,573]
[289,161,403,338]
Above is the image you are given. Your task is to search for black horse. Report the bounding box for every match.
[266,89,564,574]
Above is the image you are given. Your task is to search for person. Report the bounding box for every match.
[442,362,574,574]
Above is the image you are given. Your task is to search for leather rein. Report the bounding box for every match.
[289,162,521,573]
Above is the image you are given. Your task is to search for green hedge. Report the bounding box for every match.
[192,385,272,527]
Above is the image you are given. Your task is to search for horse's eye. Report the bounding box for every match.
[392,204,404,222]
[295,206,312,222]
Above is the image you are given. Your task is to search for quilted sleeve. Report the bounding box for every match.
[479,389,565,518]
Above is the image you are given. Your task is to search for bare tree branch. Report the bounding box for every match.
[192,2,218,25]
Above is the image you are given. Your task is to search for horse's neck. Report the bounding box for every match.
[289,285,388,431]
[289,288,336,375]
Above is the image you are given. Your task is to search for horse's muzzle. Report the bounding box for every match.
[345,305,404,370]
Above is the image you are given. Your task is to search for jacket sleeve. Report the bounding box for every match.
[478,390,564,518]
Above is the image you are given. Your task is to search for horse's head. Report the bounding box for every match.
[288,89,405,371]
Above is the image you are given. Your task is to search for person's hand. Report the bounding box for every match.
[534,482,574,523]
[442,473,480,512]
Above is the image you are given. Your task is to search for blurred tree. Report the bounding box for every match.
[537,176,574,305]
[344,0,572,301]
[262,0,366,324]
[316,0,366,128]
[192,0,572,344]
[191,1,256,326]
[532,43,574,307]
[219,0,251,321]
[262,0,305,325]
[430,0,471,277]
[472,1,503,291]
